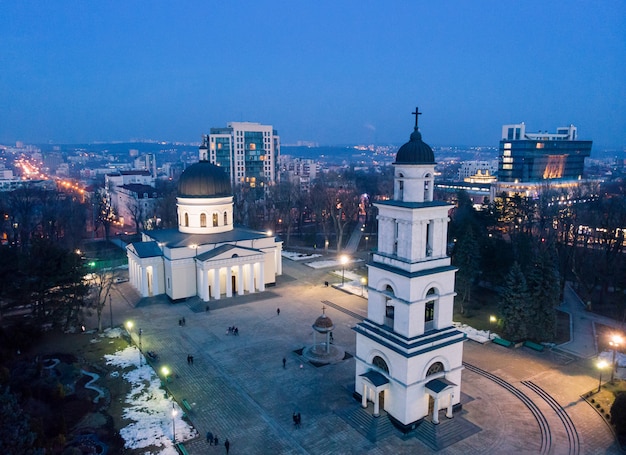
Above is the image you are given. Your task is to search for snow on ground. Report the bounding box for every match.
[103,334,197,454]
[282,251,322,261]
[306,257,363,269]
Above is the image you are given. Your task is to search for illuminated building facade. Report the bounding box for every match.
[202,122,280,189]
[498,123,592,183]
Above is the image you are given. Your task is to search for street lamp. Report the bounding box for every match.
[488,315,497,339]
[597,359,609,392]
[161,366,170,384]
[171,402,177,443]
[109,294,113,329]
[138,328,142,366]
[340,255,349,286]
[609,334,623,382]
[361,277,367,296]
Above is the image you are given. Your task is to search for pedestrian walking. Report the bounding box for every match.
[205,305,210,312]
[282,357,286,369]
[187,355,191,364]
[206,431,213,445]
[293,412,298,427]
[277,308,280,316]
[190,355,194,365]
[182,317,186,326]
[225,438,230,454]
[297,412,302,428]
[214,435,219,446]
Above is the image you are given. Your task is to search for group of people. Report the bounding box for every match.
[226,326,239,336]
[186,354,194,365]
[178,317,186,326]
[292,412,302,428]
[206,433,230,453]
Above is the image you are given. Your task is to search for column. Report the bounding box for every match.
[373,391,380,417]
[446,392,454,418]
[238,265,244,295]
[248,264,255,293]
[362,383,368,408]
[213,267,221,300]
[432,397,440,424]
[226,266,233,298]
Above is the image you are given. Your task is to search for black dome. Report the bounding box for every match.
[394,128,435,165]
[178,161,232,198]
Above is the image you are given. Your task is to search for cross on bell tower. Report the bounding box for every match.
[411,107,422,129]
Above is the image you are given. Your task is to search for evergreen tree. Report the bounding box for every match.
[0,387,39,455]
[526,248,560,341]
[612,392,626,440]
[499,262,531,340]
[452,224,481,315]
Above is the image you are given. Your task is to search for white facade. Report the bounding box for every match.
[127,158,282,303]
[502,122,578,141]
[458,160,498,181]
[206,121,280,188]
[354,123,465,430]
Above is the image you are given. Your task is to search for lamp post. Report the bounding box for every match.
[109,294,113,329]
[171,402,177,443]
[138,328,142,366]
[361,277,367,296]
[365,236,369,251]
[340,255,349,286]
[597,359,609,392]
[161,366,170,384]
[610,334,623,383]
[489,315,497,339]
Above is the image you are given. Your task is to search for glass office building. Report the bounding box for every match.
[498,123,592,183]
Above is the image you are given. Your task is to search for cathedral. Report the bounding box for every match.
[126,146,282,302]
[354,109,465,431]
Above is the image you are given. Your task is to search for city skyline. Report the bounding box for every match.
[1,1,625,149]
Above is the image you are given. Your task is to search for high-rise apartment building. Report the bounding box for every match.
[498,122,592,183]
[201,122,280,189]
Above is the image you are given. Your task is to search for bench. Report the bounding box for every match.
[523,340,545,352]
[492,337,513,348]
[176,443,189,455]
[181,399,192,412]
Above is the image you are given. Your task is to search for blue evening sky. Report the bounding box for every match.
[1,1,624,148]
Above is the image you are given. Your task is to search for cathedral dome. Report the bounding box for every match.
[178,161,232,198]
[394,128,435,165]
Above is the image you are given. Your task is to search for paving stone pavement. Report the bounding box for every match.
[117,258,622,454]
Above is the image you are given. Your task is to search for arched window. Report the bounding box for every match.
[184,213,189,227]
[426,361,444,376]
[424,173,432,201]
[224,212,228,225]
[213,213,218,227]
[385,285,395,328]
[200,213,207,227]
[372,356,389,373]
[425,287,436,330]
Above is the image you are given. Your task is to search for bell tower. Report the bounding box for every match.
[354,108,465,431]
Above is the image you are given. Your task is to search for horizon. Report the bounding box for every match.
[1,1,624,149]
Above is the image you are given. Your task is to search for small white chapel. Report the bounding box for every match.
[354,108,465,431]
[126,145,282,301]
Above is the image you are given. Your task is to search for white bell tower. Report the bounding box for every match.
[354,108,465,431]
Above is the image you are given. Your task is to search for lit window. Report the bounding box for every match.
[213,213,218,227]
[536,143,544,149]
[503,150,511,157]
[504,143,511,149]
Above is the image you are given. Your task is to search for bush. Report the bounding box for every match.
[611,393,626,436]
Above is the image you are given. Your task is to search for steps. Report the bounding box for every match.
[335,405,396,442]
[414,414,482,451]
